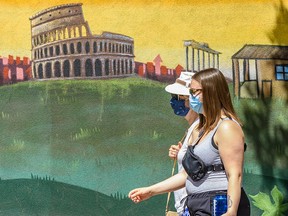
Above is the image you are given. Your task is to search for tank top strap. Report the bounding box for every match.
[211,117,234,149]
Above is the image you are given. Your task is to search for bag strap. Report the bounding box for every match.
[189,120,226,173]
[207,163,225,172]
[165,131,188,215]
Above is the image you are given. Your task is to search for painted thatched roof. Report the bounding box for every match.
[232,44,288,60]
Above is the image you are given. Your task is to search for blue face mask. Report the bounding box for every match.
[170,97,189,116]
[189,94,203,114]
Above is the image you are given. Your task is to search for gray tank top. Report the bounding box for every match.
[185,118,239,194]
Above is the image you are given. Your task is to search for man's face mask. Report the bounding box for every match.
[170,95,189,116]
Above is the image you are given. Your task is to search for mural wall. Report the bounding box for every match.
[0,0,287,215]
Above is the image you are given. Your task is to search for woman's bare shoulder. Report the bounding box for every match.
[215,119,244,144]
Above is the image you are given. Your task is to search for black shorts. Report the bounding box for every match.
[185,188,250,216]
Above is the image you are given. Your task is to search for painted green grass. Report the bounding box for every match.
[0,77,187,195]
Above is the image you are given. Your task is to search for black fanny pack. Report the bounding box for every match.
[184,188,250,216]
[182,145,225,181]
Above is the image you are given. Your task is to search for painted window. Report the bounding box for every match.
[77,42,82,53]
[63,44,68,55]
[93,42,97,53]
[85,41,90,53]
[275,65,288,80]
[56,45,60,56]
[70,43,75,54]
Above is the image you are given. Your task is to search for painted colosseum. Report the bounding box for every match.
[29,3,135,79]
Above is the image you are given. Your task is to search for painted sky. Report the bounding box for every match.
[0,0,287,77]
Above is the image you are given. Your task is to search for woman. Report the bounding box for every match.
[165,71,199,215]
[128,68,250,216]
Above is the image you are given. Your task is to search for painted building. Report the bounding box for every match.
[0,55,31,85]
[134,40,222,84]
[135,54,178,83]
[232,44,288,99]
[29,3,135,79]
[183,40,221,72]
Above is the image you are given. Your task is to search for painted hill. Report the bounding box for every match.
[0,178,168,216]
[0,178,119,215]
[0,172,287,215]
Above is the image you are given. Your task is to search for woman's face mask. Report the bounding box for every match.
[170,97,189,116]
[189,94,203,114]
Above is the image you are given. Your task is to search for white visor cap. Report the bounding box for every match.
[165,71,195,96]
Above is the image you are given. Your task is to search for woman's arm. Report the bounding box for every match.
[128,171,187,203]
[214,120,245,216]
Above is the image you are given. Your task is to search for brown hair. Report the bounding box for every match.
[192,68,241,133]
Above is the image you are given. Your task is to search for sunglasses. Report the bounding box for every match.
[171,94,188,100]
[189,88,202,96]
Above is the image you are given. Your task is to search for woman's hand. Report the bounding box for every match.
[168,142,182,159]
[128,172,187,204]
[128,187,152,203]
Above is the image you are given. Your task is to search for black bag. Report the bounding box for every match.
[184,188,250,216]
[182,145,208,181]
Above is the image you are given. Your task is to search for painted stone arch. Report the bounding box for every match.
[100,42,103,52]
[64,27,69,39]
[108,43,111,52]
[113,60,116,75]
[55,45,60,55]
[85,41,90,54]
[104,42,107,52]
[117,60,120,75]
[81,25,87,37]
[44,47,48,57]
[49,46,54,56]
[93,41,97,53]
[77,42,82,53]
[54,61,61,77]
[73,59,81,77]
[63,44,68,55]
[63,60,70,77]
[38,64,43,79]
[70,43,75,54]
[105,59,109,76]
[129,60,133,73]
[85,59,93,77]
[45,62,52,78]
[95,59,102,76]
[125,59,128,73]
[121,59,124,73]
